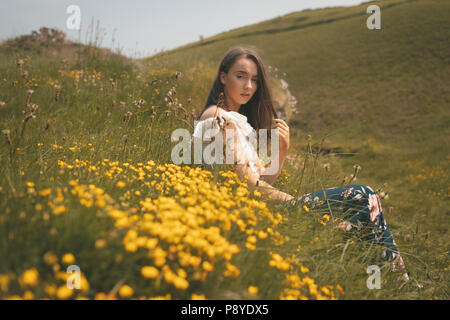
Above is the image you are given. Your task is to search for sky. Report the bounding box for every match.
[0,0,370,58]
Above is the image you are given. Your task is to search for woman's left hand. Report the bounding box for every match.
[272,118,290,153]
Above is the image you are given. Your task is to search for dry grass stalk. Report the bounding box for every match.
[2,129,12,146]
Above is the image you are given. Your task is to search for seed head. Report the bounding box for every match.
[54,85,61,102]
[30,103,38,112]
[123,111,132,123]
[177,104,188,119]
[24,112,36,122]
[25,90,34,108]
[379,191,388,199]
[24,104,38,122]
[2,129,12,146]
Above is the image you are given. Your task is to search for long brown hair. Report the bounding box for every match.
[197,46,278,133]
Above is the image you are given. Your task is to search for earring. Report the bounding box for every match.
[217,91,226,110]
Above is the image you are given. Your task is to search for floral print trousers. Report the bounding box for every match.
[290,184,409,279]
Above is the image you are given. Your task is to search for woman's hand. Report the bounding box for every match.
[272,119,290,153]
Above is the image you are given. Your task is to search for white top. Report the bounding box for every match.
[192,111,262,175]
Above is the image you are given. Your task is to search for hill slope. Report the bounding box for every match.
[141,0,450,297]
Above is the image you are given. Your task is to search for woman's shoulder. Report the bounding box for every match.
[198,105,227,121]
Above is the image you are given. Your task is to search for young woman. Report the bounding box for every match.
[194,46,409,280]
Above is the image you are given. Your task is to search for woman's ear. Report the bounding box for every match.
[220,71,226,86]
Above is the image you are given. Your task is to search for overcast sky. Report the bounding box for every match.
[0,0,370,58]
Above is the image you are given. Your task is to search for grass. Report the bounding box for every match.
[0,0,448,300]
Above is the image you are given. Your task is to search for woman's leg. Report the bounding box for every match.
[298,184,409,279]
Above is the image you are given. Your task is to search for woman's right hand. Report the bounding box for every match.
[272,118,290,153]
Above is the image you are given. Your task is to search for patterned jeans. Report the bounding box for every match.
[288,184,408,277]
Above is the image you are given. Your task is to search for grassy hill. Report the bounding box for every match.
[141,0,450,297]
[0,0,448,300]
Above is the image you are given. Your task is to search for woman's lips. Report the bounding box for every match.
[241,93,250,98]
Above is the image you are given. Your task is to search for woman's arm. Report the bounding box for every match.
[221,119,294,202]
[198,105,294,202]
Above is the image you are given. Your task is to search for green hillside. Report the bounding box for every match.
[0,0,448,300]
[142,0,450,297]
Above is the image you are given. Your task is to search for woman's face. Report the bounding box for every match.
[220,57,259,111]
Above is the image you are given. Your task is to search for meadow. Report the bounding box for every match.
[0,0,448,300]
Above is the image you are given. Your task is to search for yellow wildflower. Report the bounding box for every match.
[124,241,138,252]
[95,239,107,249]
[337,284,345,295]
[44,284,57,297]
[0,274,10,291]
[321,286,331,296]
[61,253,75,265]
[43,252,58,265]
[173,277,189,290]
[119,284,134,298]
[202,261,214,272]
[23,291,35,300]
[248,286,258,295]
[116,181,126,188]
[300,265,309,273]
[53,205,67,215]
[141,266,159,279]
[258,230,268,239]
[20,268,39,287]
[56,285,73,299]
